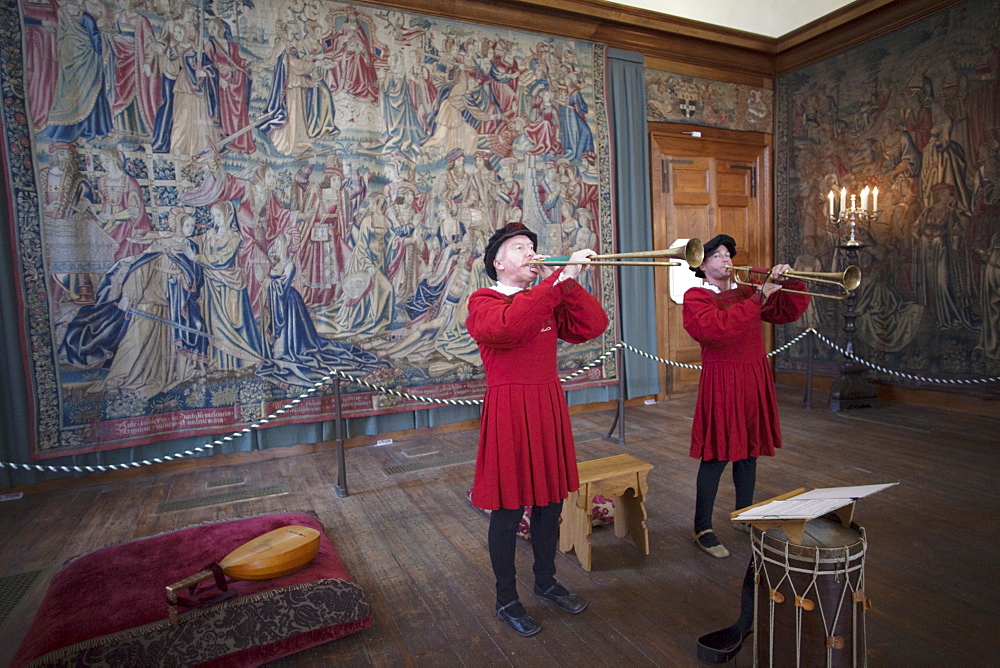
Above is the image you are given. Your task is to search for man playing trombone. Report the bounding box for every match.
[685,234,811,558]
[466,221,608,636]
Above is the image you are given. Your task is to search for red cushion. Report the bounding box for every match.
[12,512,371,667]
[590,495,616,526]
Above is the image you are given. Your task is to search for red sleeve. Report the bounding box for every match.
[553,277,609,343]
[682,286,765,346]
[466,274,565,349]
[762,279,811,325]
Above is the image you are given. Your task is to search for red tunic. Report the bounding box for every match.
[466,273,609,510]
[683,282,810,462]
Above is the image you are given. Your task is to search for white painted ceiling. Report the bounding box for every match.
[607,0,857,38]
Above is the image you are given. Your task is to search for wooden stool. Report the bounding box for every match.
[559,454,653,571]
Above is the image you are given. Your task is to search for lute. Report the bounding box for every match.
[166,525,321,623]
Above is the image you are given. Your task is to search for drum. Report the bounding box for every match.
[752,517,869,667]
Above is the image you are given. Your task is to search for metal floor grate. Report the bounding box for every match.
[382,452,475,476]
[155,484,289,513]
[0,570,43,627]
[401,446,440,458]
[206,476,246,488]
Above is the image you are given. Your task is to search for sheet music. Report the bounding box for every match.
[732,483,898,522]
[794,483,898,500]
[734,498,853,520]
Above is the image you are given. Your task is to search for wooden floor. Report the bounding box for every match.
[1,387,998,666]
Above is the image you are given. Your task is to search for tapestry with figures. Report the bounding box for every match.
[774,0,998,385]
[645,69,773,132]
[1,0,616,458]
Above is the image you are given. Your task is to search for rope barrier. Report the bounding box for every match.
[2,331,995,475]
[807,329,1000,385]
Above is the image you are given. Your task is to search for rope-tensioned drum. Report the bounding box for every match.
[2,329,997,475]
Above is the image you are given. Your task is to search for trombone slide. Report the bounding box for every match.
[528,239,705,268]
[530,256,681,267]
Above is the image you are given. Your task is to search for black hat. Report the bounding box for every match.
[692,234,737,279]
[483,222,537,280]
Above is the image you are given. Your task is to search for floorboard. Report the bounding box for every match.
[1,387,998,666]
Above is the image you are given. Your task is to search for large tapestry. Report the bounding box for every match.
[775,0,999,385]
[1,0,616,458]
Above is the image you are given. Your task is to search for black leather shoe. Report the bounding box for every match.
[533,584,587,614]
[496,601,541,637]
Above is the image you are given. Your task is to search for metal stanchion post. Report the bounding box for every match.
[332,378,349,498]
[605,346,626,446]
[804,330,814,409]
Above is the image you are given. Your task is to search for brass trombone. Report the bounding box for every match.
[528,238,704,268]
[726,264,862,300]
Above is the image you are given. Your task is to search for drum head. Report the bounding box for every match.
[755,517,865,563]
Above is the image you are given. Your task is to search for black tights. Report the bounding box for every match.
[488,501,562,607]
[694,457,757,533]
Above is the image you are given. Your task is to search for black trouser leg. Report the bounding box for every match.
[694,459,728,532]
[732,457,757,511]
[529,501,563,591]
[488,506,524,607]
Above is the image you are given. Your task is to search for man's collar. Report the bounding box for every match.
[492,281,527,295]
[702,280,737,294]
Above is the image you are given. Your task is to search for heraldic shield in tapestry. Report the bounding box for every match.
[1,0,616,458]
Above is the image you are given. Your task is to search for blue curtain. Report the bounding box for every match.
[607,48,659,399]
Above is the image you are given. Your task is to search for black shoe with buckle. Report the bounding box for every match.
[533,583,588,614]
[496,601,541,637]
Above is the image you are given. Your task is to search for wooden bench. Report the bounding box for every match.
[559,454,654,571]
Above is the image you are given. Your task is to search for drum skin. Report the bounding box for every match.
[753,517,867,667]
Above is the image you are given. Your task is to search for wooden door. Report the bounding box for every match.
[649,126,771,399]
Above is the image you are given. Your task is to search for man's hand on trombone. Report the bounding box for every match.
[533,248,597,281]
[761,263,793,298]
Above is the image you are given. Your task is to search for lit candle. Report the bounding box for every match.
[860,185,869,212]
[872,187,878,212]
[828,190,835,217]
[850,193,856,211]
[840,187,847,213]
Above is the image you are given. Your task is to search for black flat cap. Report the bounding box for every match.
[483,222,538,281]
[692,234,737,278]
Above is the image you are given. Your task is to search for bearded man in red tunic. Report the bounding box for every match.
[683,234,810,559]
[465,222,608,637]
